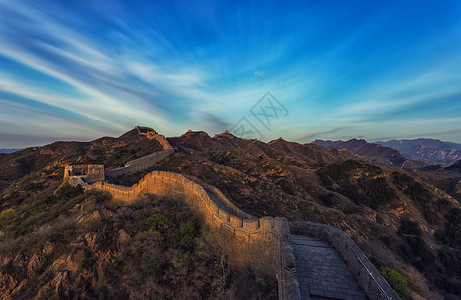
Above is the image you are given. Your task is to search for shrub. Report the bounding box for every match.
[404,182,432,203]
[145,212,171,231]
[422,208,441,225]
[82,248,97,270]
[316,160,363,184]
[375,214,384,225]
[437,198,453,211]
[95,219,118,249]
[443,208,461,250]
[340,183,365,205]
[398,217,422,237]
[0,208,15,221]
[405,236,435,270]
[56,183,84,199]
[319,193,337,206]
[134,250,161,287]
[379,266,413,297]
[317,161,395,208]
[179,216,199,249]
[357,176,396,208]
[438,246,461,276]
[391,172,413,189]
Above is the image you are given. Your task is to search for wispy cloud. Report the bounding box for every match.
[0,0,460,146]
[0,0,209,137]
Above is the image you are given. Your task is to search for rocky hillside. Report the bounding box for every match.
[1,128,461,299]
[377,139,461,164]
[0,184,275,299]
[0,129,163,199]
[0,130,276,299]
[155,130,460,299]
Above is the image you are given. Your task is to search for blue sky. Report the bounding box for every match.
[0,0,460,147]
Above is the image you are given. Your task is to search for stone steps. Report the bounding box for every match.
[291,235,366,300]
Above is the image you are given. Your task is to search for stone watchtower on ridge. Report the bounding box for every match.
[64,164,105,185]
[135,126,157,138]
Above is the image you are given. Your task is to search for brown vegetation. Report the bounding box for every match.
[1,128,461,298]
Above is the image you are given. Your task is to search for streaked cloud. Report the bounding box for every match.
[297,127,347,142]
[0,0,460,147]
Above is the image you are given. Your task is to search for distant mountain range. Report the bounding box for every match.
[376,138,461,164]
[314,138,461,173]
[0,148,22,154]
[314,138,409,167]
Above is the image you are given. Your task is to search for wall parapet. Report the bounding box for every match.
[278,220,301,300]
[289,222,401,300]
[181,174,256,220]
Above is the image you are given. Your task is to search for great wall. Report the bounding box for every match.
[63,127,400,300]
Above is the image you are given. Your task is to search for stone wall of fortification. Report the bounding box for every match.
[86,170,284,276]
[105,148,174,177]
[105,127,174,178]
[135,126,173,150]
[278,222,301,300]
[289,222,401,300]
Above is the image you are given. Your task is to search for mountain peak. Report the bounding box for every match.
[213,131,237,139]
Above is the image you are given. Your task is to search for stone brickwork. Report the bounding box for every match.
[291,235,366,299]
[289,222,400,300]
[278,221,301,300]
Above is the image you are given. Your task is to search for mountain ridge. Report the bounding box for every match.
[376,138,461,164]
[1,128,461,298]
[314,138,409,167]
